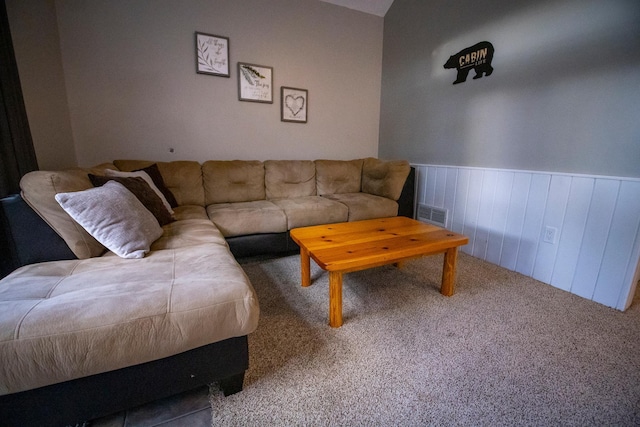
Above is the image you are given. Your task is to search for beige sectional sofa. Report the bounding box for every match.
[0,157,411,426]
[118,158,410,239]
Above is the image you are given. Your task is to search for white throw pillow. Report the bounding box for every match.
[55,181,164,259]
[105,169,174,214]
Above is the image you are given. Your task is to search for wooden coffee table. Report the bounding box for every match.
[290,216,468,327]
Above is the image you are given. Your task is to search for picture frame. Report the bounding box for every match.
[238,63,273,103]
[195,32,230,77]
[281,87,308,123]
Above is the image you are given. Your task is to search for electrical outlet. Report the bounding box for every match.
[544,226,558,244]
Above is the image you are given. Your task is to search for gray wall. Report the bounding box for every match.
[379,0,640,178]
[51,0,383,166]
[6,0,76,170]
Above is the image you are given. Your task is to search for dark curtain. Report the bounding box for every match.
[0,0,38,199]
[1,0,38,277]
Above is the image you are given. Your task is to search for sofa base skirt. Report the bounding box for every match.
[0,335,249,427]
[227,232,297,258]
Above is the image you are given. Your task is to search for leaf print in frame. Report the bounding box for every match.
[238,63,273,103]
[196,32,230,77]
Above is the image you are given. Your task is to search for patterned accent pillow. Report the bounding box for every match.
[135,163,178,208]
[105,169,174,214]
[88,174,174,226]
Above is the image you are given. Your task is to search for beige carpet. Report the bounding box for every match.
[210,252,640,426]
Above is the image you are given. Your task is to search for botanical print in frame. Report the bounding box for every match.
[281,87,308,123]
[195,32,230,77]
[238,63,273,103]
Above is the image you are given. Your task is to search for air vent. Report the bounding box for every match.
[417,204,448,227]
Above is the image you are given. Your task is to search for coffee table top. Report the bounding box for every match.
[290,217,468,273]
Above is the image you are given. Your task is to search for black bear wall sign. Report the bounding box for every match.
[443,41,494,85]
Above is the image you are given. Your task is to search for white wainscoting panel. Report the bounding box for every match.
[413,164,640,311]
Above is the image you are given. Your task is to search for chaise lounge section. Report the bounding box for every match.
[0,157,412,426]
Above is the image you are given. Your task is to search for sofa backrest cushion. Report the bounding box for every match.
[265,160,316,199]
[315,159,363,196]
[113,160,204,207]
[203,161,265,204]
[361,158,411,201]
[19,164,117,259]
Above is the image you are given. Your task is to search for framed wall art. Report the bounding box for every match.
[195,32,230,77]
[238,63,273,103]
[281,87,308,123]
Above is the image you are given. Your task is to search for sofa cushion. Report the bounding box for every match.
[361,158,411,201]
[19,164,117,259]
[265,160,316,199]
[113,160,205,207]
[271,196,349,229]
[172,205,209,221]
[88,174,174,226]
[0,237,259,395]
[323,193,399,221]
[150,219,227,250]
[55,181,164,259]
[207,200,287,237]
[315,159,363,195]
[203,161,265,205]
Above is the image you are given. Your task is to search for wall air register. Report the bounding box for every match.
[417,204,448,228]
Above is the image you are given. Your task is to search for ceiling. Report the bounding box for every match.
[318,0,394,17]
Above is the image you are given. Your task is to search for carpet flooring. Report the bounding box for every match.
[210,252,640,426]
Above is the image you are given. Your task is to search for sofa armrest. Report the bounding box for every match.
[0,194,76,278]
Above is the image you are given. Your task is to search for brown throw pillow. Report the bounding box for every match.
[88,174,174,226]
[134,164,178,208]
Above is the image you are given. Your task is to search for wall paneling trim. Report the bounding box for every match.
[414,164,640,311]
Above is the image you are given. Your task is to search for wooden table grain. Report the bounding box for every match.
[290,217,469,327]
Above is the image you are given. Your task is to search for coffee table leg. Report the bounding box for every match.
[441,247,458,296]
[329,271,343,328]
[300,247,311,287]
